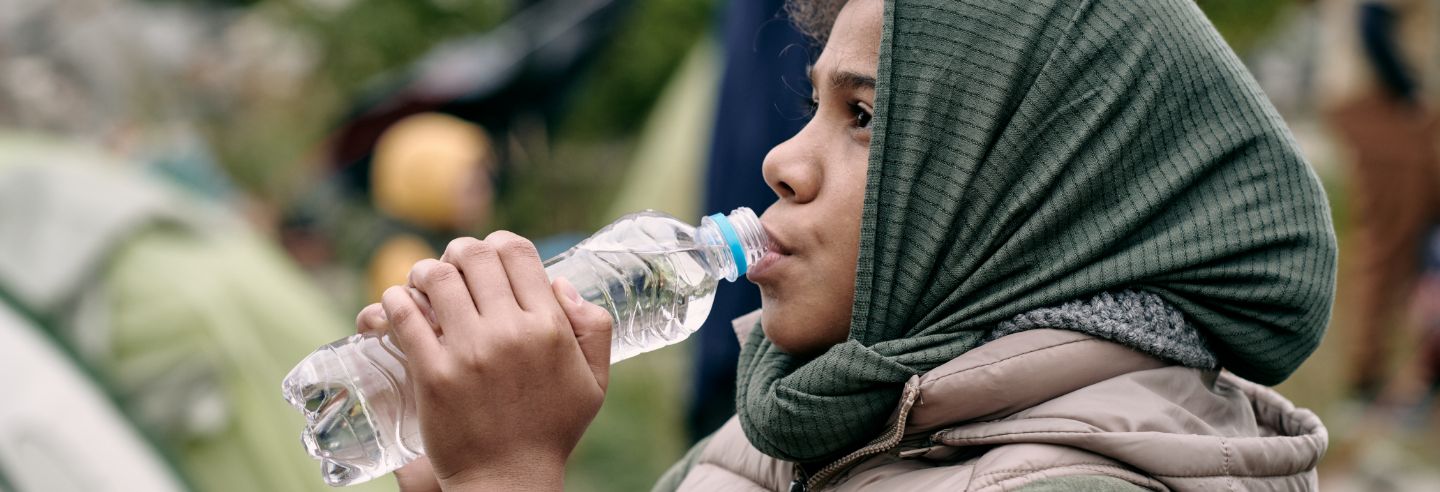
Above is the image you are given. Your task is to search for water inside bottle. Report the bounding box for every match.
[552,244,726,362]
[283,334,422,486]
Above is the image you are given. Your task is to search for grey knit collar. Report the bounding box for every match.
[989,290,1218,369]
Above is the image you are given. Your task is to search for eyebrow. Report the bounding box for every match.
[807,66,878,92]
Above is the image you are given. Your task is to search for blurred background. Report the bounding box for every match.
[0,0,1435,491]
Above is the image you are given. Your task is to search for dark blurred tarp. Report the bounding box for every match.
[284,0,628,306]
[688,0,810,441]
[322,0,631,195]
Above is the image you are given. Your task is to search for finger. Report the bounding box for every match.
[410,259,481,339]
[381,286,444,362]
[485,231,554,312]
[554,277,613,391]
[442,237,515,314]
[393,457,442,492]
[356,303,388,335]
[406,287,438,327]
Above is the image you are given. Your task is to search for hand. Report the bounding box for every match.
[379,232,613,491]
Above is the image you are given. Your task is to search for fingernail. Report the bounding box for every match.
[409,258,436,287]
[408,287,437,325]
[557,277,582,304]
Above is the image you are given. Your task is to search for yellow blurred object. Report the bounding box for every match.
[372,113,495,230]
[366,233,439,303]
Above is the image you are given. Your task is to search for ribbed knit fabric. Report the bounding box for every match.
[736,0,1337,464]
[990,290,1217,369]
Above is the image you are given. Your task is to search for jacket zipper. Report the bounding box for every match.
[788,463,809,492]
[799,381,921,490]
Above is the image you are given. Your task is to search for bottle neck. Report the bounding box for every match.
[698,207,768,282]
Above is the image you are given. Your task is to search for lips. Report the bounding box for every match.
[747,223,792,281]
[761,222,793,254]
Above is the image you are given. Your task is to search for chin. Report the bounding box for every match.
[758,303,843,358]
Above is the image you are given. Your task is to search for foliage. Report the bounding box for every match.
[277,0,513,96]
[557,0,718,141]
[1196,0,1291,55]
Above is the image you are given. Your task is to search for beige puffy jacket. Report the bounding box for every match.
[659,312,1326,491]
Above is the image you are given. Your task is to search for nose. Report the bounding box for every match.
[761,127,822,204]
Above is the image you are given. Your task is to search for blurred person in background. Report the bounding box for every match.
[0,2,398,490]
[282,0,626,309]
[1417,227,1440,402]
[1313,2,1440,487]
[295,110,585,307]
[0,135,395,492]
[1320,0,1440,404]
[364,112,502,304]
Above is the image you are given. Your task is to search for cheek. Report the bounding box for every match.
[832,154,867,269]
[760,211,863,356]
[756,132,870,356]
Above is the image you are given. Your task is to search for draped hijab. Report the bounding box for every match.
[737,0,1337,463]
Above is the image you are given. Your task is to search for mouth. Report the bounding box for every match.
[747,223,792,281]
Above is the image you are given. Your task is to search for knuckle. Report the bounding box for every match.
[486,230,539,258]
[421,261,459,285]
[388,306,414,328]
[532,325,563,345]
[443,237,473,257]
[381,285,406,304]
[497,323,538,347]
[543,310,571,332]
[586,305,614,328]
[382,288,415,325]
[460,240,496,263]
[354,304,374,325]
[519,308,558,328]
[458,349,495,372]
[444,237,490,262]
[355,304,384,330]
[538,316,568,341]
[483,229,521,243]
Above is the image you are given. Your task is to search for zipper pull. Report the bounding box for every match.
[790,463,809,492]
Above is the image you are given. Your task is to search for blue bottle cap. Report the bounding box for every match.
[709,212,748,276]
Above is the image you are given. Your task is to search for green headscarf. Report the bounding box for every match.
[736,0,1337,463]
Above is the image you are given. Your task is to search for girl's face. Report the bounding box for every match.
[746,0,881,357]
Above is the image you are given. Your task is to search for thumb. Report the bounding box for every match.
[552,277,613,391]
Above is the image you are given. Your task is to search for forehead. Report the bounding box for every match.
[813,0,883,79]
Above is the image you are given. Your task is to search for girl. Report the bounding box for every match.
[359,0,1336,489]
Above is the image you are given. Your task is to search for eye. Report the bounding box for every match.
[851,102,873,129]
[805,97,819,117]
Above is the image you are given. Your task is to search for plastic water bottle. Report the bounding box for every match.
[281,207,767,486]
